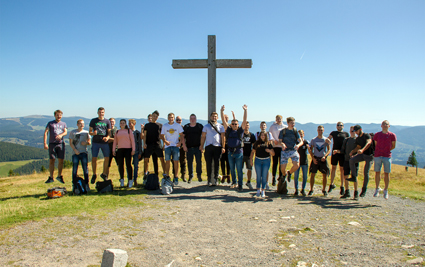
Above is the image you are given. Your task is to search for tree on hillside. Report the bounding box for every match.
[40,165,47,173]
[407,150,418,176]
[8,169,14,177]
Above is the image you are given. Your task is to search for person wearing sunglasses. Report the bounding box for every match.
[327,122,349,195]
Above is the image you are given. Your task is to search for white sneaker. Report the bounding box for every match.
[128,180,133,188]
[120,179,124,187]
[266,184,270,190]
[373,188,380,197]
[261,190,266,198]
[383,190,389,200]
[256,190,261,197]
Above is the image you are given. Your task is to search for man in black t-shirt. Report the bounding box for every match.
[143,110,166,177]
[347,124,374,198]
[242,122,256,189]
[327,122,349,195]
[182,114,204,183]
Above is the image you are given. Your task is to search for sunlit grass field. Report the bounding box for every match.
[0,160,35,177]
[0,156,423,230]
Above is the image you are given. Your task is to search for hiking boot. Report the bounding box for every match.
[340,186,345,195]
[301,189,306,196]
[328,184,336,193]
[174,178,179,186]
[373,188,380,197]
[128,180,134,188]
[238,185,243,192]
[100,173,108,181]
[360,188,367,197]
[294,189,299,196]
[353,190,359,200]
[188,177,192,184]
[56,176,65,184]
[120,179,125,187]
[346,177,357,182]
[272,177,276,186]
[322,190,328,197]
[287,171,292,182]
[45,177,54,184]
[340,190,351,199]
[383,189,389,200]
[91,174,97,184]
[246,182,253,190]
[308,190,314,196]
[181,175,187,182]
[197,175,203,182]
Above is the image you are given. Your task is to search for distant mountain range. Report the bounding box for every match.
[1,115,424,168]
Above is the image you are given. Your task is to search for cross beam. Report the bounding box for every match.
[172,35,252,119]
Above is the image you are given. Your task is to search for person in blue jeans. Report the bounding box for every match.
[250,131,275,197]
[220,104,248,191]
[293,130,309,196]
[69,119,91,191]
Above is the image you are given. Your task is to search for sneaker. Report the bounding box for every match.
[100,173,108,181]
[120,179,125,187]
[238,185,243,191]
[266,184,270,190]
[91,174,97,184]
[197,175,203,182]
[373,189,380,197]
[188,177,192,184]
[230,183,236,189]
[287,171,292,183]
[218,175,224,183]
[45,177,54,183]
[360,188,367,197]
[226,175,231,184]
[322,190,328,197]
[208,182,212,186]
[294,190,299,196]
[85,184,90,192]
[340,190,351,199]
[346,177,357,182]
[174,178,179,186]
[256,190,261,197]
[340,186,345,195]
[56,176,65,184]
[246,182,253,190]
[383,189,389,200]
[128,180,134,188]
[301,189,306,196]
[181,175,187,182]
[328,184,336,193]
[353,191,359,200]
[261,190,265,198]
[308,190,314,196]
[272,177,276,186]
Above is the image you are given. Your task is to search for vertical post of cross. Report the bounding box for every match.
[208,35,216,119]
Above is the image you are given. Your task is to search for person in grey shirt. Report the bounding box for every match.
[308,125,331,196]
[69,119,91,190]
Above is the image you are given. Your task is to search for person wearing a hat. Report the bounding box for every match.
[347,125,374,197]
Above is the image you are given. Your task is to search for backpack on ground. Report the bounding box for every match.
[73,176,88,195]
[96,180,113,193]
[276,176,288,195]
[161,176,174,195]
[144,173,160,190]
[47,187,67,199]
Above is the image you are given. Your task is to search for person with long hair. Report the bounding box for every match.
[250,131,275,197]
[113,119,135,188]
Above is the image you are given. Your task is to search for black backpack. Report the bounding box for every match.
[96,180,113,193]
[144,173,160,190]
[73,176,87,195]
[368,133,376,156]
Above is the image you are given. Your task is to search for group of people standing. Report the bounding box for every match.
[43,107,396,200]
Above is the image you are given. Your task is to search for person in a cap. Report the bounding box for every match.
[347,125,373,197]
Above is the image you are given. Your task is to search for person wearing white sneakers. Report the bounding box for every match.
[250,131,275,197]
[373,120,396,200]
[113,119,136,188]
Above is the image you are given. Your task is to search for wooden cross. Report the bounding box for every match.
[172,35,252,119]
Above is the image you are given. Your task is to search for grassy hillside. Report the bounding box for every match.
[0,141,47,162]
[0,160,35,177]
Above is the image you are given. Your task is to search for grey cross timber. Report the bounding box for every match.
[172,35,252,119]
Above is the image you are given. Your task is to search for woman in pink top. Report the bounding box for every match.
[113,119,136,188]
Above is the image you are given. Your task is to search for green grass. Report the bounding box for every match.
[0,160,35,177]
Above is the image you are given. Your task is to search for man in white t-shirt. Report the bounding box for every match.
[161,113,185,185]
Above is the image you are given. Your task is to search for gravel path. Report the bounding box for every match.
[1,179,424,267]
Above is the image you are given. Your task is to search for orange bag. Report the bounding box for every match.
[47,187,67,199]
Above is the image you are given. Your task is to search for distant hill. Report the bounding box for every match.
[1,115,424,167]
[0,141,47,162]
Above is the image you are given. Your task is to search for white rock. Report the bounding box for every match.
[289,244,296,248]
[269,219,277,222]
[291,216,295,218]
[296,261,307,267]
[164,260,175,267]
[402,245,415,249]
[280,250,286,254]
[195,256,202,261]
[348,221,361,226]
[281,216,291,219]
[311,264,319,267]
[406,257,423,264]
[101,249,128,267]
[253,217,259,220]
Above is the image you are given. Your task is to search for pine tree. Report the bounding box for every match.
[41,166,47,173]
[406,150,418,175]
[8,169,14,177]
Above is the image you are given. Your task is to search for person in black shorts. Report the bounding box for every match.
[327,122,349,195]
[143,110,166,178]
[242,122,256,190]
[340,126,359,200]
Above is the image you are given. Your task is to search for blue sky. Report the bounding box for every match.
[1,0,424,126]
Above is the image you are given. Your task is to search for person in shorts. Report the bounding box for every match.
[340,126,359,200]
[143,110,166,178]
[44,109,67,184]
[372,120,396,200]
[278,117,302,195]
[161,113,184,185]
[242,121,256,190]
[308,125,331,196]
[89,107,111,183]
[327,122,349,195]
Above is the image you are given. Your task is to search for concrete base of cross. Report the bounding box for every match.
[101,249,128,267]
